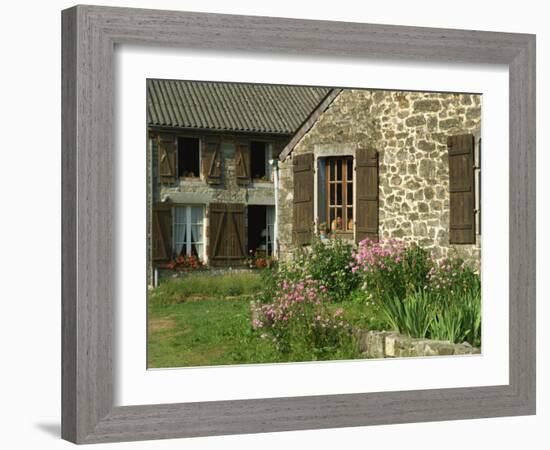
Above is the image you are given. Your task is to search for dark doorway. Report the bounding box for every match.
[247,205,275,256]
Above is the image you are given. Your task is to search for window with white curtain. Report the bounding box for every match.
[172,205,204,260]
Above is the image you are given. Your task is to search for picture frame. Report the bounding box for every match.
[61,4,536,444]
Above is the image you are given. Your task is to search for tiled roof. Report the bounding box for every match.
[147,79,332,135]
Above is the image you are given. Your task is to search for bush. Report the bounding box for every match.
[379,289,433,339]
[376,280,481,346]
[309,238,360,302]
[351,239,481,346]
[378,287,481,346]
[257,237,359,304]
[351,238,431,301]
[292,237,359,302]
[251,278,357,360]
[427,256,480,298]
[429,283,481,347]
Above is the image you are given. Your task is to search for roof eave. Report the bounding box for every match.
[278,88,343,162]
[147,124,294,137]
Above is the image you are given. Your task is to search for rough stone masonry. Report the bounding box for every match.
[277,89,481,268]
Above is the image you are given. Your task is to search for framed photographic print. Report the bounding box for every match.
[62,5,536,444]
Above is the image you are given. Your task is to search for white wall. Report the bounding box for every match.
[0,0,546,449]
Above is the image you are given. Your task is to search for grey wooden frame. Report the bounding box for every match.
[62,5,536,444]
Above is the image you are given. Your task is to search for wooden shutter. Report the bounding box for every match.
[448,134,476,244]
[235,141,251,185]
[208,203,246,266]
[355,148,379,243]
[157,134,176,184]
[202,138,221,184]
[152,204,172,261]
[293,153,314,245]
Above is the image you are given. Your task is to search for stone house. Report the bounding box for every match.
[148,79,481,280]
[147,79,330,274]
[277,88,481,266]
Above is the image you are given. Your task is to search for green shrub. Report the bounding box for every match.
[351,239,432,302]
[379,289,433,338]
[251,278,359,360]
[258,237,359,304]
[429,283,481,346]
[378,280,481,346]
[428,256,480,298]
[290,237,359,302]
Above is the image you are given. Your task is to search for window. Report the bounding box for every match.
[247,205,275,256]
[250,141,273,180]
[177,137,200,178]
[172,205,204,259]
[326,157,353,232]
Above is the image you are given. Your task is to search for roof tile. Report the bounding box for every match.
[147,79,331,134]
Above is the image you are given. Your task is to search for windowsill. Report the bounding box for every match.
[320,231,354,240]
[250,179,274,187]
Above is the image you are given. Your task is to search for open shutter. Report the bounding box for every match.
[152,204,172,261]
[355,148,379,243]
[208,203,246,266]
[157,134,176,184]
[202,138,221,184]
[448,134,476,244]
[235,141,251,185]
[293,153,314,245]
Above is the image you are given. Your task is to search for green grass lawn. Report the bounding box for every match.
[147,270,383,368]
[148,297,252,367]
[148,270,278,368]
[150,270,264,305]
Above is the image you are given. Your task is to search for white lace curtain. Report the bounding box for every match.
[172,206,204,259]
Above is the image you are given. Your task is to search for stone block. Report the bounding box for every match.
[439,117,461,130]
[418,140,436,151]
[405,115,426,127]
[466,108,481,120]
[413,99,441,113]
[419,159,436,178]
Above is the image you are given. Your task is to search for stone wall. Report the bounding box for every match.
[147,131,287,283]
[356,330,480,358]
[277,89,482,268]
[156,133,285,206]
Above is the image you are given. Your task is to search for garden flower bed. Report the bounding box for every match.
[148,237,481,367]
[248,237,481,362]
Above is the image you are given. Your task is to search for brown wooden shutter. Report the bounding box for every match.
[293,153,314,245]
[235,141,251,185]
[157,134,177,184]
[152,204,172,261]
[208,203,246,266]
[448,134,476,244]
[202,138,221,184]
[355,148,379,243]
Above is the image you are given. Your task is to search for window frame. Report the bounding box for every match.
[250,140,274,182]
[324,156,354,234]
[176,135,202,179]
[172,204,205,260]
